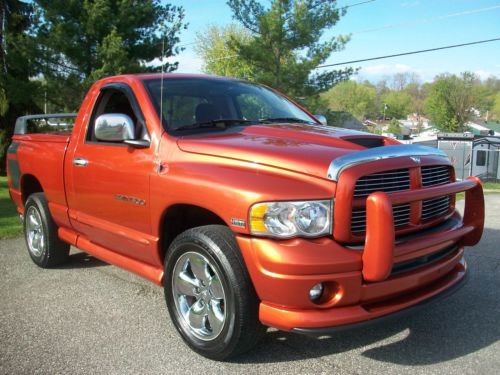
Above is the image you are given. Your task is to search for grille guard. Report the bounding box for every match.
[363,176,484,282]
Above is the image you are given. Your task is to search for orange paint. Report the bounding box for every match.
[6,73,484,332]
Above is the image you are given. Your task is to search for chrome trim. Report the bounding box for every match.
[172,251,227,341]
[73,157,88,167]
[14,113,77,134]
[94,113,135,142]
[327,145,448,181]
[314,114,328,125]
[114,194,146,206]
[26,206,45,257]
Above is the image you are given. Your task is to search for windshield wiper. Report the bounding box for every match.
[175,119,253,132]
[258,117,315,124]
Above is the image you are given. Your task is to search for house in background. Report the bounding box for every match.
[437,133,500,181]
[468,120,500,136]
[480,121,500,136]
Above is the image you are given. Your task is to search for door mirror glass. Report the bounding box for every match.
[95,113,135,142]
[314,114,327,126]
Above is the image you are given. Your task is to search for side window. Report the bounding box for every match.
[236,93,274,120]
[476,150,486,166]
[87,89,139,142]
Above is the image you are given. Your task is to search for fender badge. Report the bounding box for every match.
[231,218,246,228]
[114,194,146,206]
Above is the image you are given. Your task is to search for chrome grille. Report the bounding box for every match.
[350,165,453,235]
[422,196,451,221]
[354,169,410,197]
[421,165,451,187]
[352,204,411,233]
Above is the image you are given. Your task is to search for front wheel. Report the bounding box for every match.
[164,225,265,360]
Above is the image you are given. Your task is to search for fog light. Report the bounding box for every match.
[309,283,324,301]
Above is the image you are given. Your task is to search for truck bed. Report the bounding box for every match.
[7,122,74,230]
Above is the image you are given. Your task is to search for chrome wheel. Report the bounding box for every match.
[172,251,227,341]
[26,206,45,257]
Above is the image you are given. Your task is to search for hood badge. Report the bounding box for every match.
[410,156,421,164]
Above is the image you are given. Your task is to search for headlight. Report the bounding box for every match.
[250,200,332,238]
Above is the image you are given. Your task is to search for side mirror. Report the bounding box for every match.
[95,113,135,142]
[314,114,327,126]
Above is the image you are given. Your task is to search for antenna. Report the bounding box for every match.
[159,38,165,129]
[155,38,166,173]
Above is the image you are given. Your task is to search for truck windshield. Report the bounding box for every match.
[143,77,316,133]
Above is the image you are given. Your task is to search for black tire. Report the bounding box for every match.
[23,193,70,268]
[164,225,265,360]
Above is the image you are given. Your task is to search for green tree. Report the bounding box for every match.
[389,72,420,91]
[387,118,401,135]
[424,72,481,132]
[381,91,412,120]
[472,80,495,115]
[491,92,500,120]
[0,0,41,174]
[322,80,376,120]
[195,24,254,78]
[484,76,500,93]
[33,0,187,111]
[227,0,354,110]
[403,82,427,116]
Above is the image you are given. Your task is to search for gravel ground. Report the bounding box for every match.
[1,196,499,374]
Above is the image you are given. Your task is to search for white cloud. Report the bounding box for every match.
[167,50,204,74]
[147,50,203,74]
[355,64,436,83]
[474,70,498,80]
[362,63,413,75]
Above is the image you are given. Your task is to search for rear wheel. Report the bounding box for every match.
[164,225,265,360]
[24,193,70,268]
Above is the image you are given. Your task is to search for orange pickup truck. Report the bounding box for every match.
[6,73,484,360]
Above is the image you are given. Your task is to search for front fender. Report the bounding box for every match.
[149,151,336,238]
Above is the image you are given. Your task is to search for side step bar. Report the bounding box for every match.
[58,227,164,285]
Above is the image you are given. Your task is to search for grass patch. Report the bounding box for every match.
[482,181,500,190]
[0,176,23,238]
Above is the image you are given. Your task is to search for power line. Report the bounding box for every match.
[343,0,376,9]
[316,37,500,68]
[353,4,500,35]
[178,41,197,48]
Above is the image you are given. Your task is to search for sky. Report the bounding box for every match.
[164,0,500,83]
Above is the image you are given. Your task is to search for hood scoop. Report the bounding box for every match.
[341,136,385,149]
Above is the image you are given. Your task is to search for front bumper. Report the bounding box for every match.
[293,264,468,336]
[236,177,483,332]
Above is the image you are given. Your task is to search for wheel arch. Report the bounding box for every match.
[159,203,228,263]
[20,174,44,205]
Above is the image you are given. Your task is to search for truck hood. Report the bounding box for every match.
[177,123,391,179]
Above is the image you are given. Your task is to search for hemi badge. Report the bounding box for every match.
[231,218,246,228]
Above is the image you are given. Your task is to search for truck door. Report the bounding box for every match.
[66,83,157,265]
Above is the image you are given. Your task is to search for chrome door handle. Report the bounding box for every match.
[73,157,88,167]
